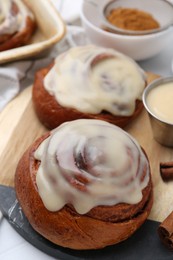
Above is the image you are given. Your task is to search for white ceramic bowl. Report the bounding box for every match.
[80,0,173,60]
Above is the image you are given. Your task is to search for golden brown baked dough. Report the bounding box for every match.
[15,120,153,250]
[0,0,36,51]
[32,45,147,130]
[32,64,144,130]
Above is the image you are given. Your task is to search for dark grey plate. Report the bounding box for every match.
[0,184,172,260]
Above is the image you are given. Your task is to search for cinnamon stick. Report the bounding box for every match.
[160,161,173,182]
[158,211,173,250]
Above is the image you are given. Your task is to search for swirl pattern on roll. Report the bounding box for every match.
[0,0,34,40]
[35,119,150,214]
[44,45,146,117]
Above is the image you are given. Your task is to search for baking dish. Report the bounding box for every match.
[0,0,66,64]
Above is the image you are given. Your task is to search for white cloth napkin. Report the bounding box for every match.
[52,0,82,23]
[0,26,88,112]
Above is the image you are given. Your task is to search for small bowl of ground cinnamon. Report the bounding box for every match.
[81,0,173,60]
[103,0,173,35]
[104,6,160,35]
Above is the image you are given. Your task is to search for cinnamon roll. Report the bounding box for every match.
[0,0,36,51]
[32,45,146,129]
[15,119,153,250]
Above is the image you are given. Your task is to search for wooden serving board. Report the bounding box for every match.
[0,73,173,224]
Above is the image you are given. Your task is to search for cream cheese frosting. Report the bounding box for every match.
[44,45,146,116]
[0,0,34,35]
[35,119,150,214]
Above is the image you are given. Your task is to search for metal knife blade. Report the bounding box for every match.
[0,184,172,260]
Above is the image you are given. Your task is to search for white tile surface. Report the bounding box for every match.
[0,219,55,260]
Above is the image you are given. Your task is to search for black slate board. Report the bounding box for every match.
[0,184,172,260]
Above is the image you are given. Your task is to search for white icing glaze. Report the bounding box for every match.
[0,0,34,35]
[44,45,146,116]
[35,119,150,214]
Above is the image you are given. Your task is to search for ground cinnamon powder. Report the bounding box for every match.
[107,8,160,31]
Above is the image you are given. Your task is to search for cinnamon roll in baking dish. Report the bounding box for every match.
[32,45,147,129]
[15,119,153,250]
[0,0,36,51]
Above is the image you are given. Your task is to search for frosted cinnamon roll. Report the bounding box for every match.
[32,45,146,129]
[15,119,153,250]
[0,0,36,51]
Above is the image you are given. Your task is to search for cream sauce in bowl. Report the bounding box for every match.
[143,77,173,147]
[146,81,173,124]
